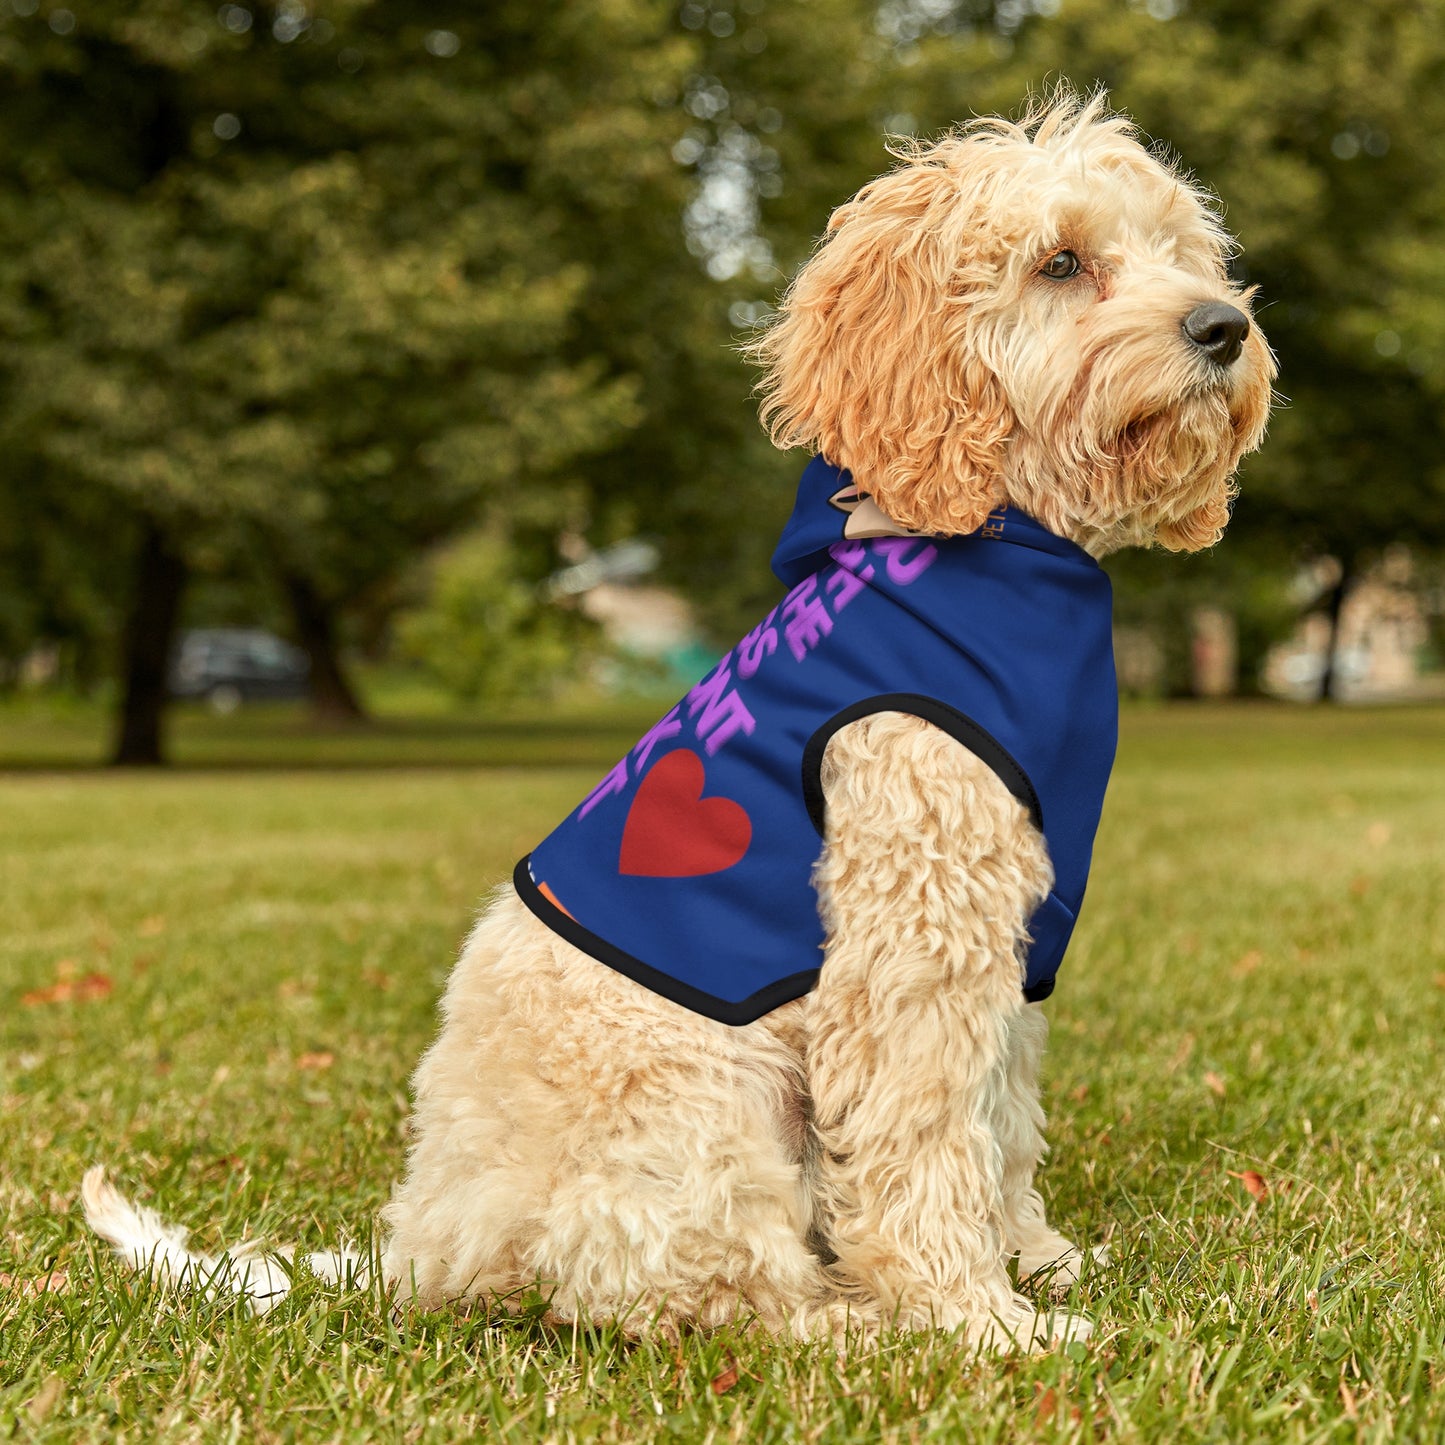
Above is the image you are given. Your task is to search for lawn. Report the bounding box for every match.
[2,701,1443,1442]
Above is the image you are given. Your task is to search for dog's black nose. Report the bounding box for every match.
[1183,302,1250,367]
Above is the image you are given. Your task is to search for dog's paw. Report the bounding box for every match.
[1035,1308,1093,1347]
[970,1296,1093,1353]
[1017,1239,1110,1294]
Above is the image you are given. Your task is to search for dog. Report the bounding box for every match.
[85,90,1273,1351]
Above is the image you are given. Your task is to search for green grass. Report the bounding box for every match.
[2,702,1443,1442]
[0,686,668,771]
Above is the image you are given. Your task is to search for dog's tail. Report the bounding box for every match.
[81,1166,368,1315]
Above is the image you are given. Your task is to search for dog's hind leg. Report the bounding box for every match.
[513,983,838,1341]
[804,713,1091,1350]
[383,892,833,1339]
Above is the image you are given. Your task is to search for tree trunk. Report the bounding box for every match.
[111,523,187,766]
[283,572,366,723]
[1317,557,1355,703]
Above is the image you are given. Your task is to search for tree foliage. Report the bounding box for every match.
[3,0,1445,733]
[0,0,695,751]
[396,529,597,705]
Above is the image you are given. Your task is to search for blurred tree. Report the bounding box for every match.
[0,451,129,692]
[548,0,893,639]
[0,0,922,748]
[395,528,597,705]
[7,0,1445,743]
[0,0,688,758]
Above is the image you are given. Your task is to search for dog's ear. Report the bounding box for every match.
[750,145,1012,536]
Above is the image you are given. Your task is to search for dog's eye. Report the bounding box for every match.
[1040,250,1081,280]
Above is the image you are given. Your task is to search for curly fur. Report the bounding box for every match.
[85,89,1272,1353]
[373,714,1085,1349]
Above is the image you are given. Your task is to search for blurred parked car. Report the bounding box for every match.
[169,629,310,713]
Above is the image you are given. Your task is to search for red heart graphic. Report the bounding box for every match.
[619,749,752,878]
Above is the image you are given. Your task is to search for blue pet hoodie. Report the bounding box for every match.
[516,456,1118,1025]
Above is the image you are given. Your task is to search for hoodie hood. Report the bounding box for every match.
[771,455,1098,588]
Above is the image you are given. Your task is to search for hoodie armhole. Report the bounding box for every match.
[800,693,1044,838]
[512,856,822,1026]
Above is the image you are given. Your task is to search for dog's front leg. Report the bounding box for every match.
[993,1006,1099,1290]
[805,712,1089,1350]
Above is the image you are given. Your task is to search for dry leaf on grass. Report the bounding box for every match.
[1204,1071,1227,1098]
[138,915,167,937]
[1228,1169,1269,1201]
[0,1268,70,1298]
[1034,1385,1083,1428]
[21,973,113,1007]
[1034,1386,1058,1425]
[295,1051,335,1071]
[1232,950,1263,977]
[710,1358,740,1395]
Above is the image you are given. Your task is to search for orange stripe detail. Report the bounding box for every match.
[537,881,575,920]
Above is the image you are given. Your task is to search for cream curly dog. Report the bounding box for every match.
[85,92,1273,1351]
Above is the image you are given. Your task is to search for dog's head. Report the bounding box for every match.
[751,90,1275,554]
